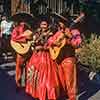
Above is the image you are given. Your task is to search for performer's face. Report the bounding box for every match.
[40,21,48,31]
[2,16,7,20]
[58,22,65,29]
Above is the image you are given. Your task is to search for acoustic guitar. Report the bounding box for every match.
[49,13,85,60]
[49,32,69,60]
[10,30,33,55]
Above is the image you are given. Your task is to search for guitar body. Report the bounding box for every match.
[49,13,84,60]
[10,40,31,55]
[49,33,66,60]
[10,30,33,55]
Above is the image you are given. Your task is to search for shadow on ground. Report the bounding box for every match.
[78,67,100,100]
[0,67,33,100]
[0,55,100,100]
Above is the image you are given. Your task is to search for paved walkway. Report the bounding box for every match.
[0,52,33,100]
[0,52,100,100]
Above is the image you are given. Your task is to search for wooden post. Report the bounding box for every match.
[11,0,30,16]
[11,0,18,15]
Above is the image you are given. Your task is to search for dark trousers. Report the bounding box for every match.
[2,34,11,53]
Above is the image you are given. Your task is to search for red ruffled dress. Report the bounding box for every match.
[25,35,61,100]
[48,29,82,100]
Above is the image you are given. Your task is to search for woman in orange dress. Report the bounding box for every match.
[11,22,32,89]
[49,20,82,100]
[25,20,60,100]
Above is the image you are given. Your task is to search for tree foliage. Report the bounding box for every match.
[77,34,100,72]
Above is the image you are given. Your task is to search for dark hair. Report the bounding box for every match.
[55,18,69,28]
[38,14,51,24]
[1,13,7,17]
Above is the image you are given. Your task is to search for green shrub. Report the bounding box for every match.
[76,34,100,72]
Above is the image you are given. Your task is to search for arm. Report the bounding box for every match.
[11,28,26,42]
[22,30,33,40]
[47,31,62,47]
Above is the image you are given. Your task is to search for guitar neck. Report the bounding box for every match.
[73,13,85,23]
[70,13,85,29]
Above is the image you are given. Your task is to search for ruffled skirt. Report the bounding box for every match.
[25,51,61,100]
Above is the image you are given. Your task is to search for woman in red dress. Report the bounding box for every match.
[11,22,32,89]
[49,20,82,100]
[25,20,60,100]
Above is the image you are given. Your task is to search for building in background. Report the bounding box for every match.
[11,0,30,15]
[0,0,11,16]
[1,0,100,18]
[30,0,80,16]
[10,0,81,16]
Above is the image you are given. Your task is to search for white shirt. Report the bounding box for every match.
[1,20,13,36]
